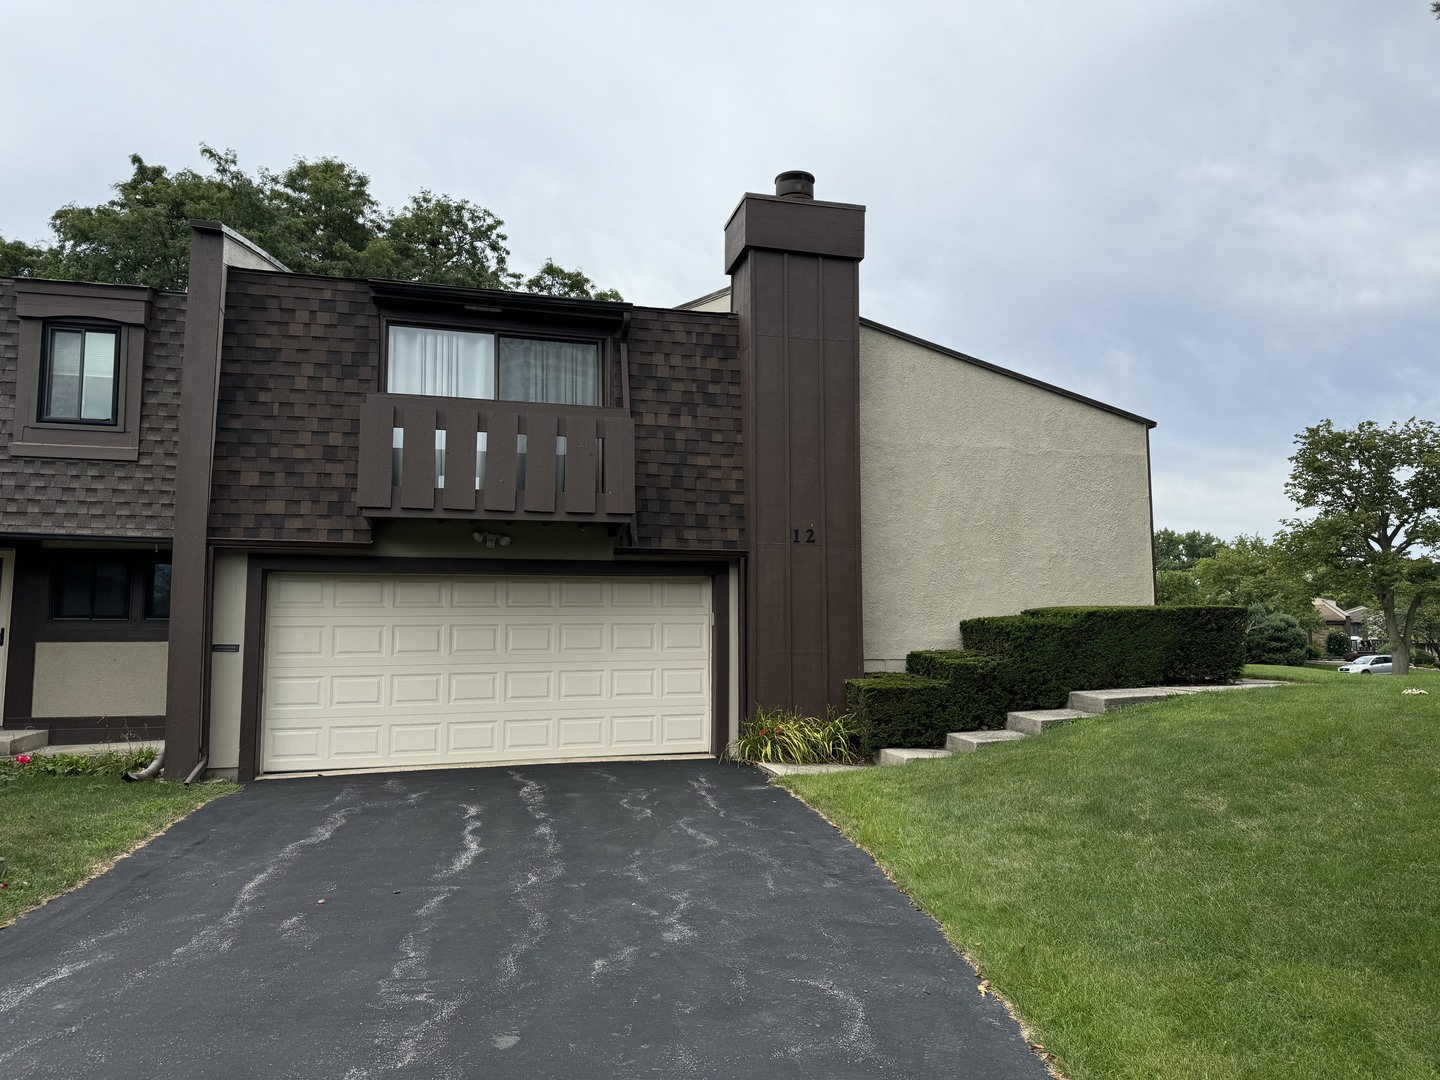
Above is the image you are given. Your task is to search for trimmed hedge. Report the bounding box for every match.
[959,605,1247,703]
[845,605,1247,753]
[905,651,1013,730]
[846,674,955,756]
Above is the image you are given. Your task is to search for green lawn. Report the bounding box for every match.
[0,770,236,926]
[781,665,1440,1080]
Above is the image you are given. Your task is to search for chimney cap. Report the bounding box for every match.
[775,171,815,199]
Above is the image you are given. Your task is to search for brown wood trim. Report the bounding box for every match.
[399,404,437,508]
[731,193,865,721]
[711,571,730,757]
[523,412,558,513]
[21,715,165,744]
[356,396,392,508]
[237,555,265,783]
[563,414,597,515]
[723,193,866,274]
[3,547,171,726]
[10,319,146,460]
[357,394,636,521]
[482,410,519,513]
[442,406,478,513]
[237,555,731,781]
[35,620,168,643]
[13,279,155,323]
[1146,427,1158,605]
[4,548,43,722]
[164,226,227,779]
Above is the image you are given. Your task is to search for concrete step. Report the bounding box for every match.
[1006,708,1089,735]
[0,729,48,756]
[754,761,866,777]
[1067,687,1186,713]
[945,729,1029,753]
[875,747,954,766]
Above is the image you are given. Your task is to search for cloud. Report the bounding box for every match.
[1,0,1435,540]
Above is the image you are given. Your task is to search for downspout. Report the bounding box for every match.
[122,748,165,783]
[183,754,209,787]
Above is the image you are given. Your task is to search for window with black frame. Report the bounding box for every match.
[41,324,120,425]
[49,558,172,621]
[51,561,129,619]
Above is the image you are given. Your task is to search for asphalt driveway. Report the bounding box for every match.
[0,762,1050,1079]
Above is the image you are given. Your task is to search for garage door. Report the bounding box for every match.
[261,574,711,773]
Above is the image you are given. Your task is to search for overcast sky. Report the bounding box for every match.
[4,1,1437,541]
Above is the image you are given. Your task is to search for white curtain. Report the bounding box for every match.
[497,339,598,406]
[387,326,495,398]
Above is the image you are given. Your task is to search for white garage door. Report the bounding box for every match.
[261,574,711,773]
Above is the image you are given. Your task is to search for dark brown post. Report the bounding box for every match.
[726,172,865,720]
[165,222,287,779]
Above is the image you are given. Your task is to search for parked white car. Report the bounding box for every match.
[1338,654,1392,674]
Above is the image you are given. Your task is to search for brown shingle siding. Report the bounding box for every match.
[627,309,744,551]
[208,271,375,545]
[0,281,182,539]
[209,282,744,551]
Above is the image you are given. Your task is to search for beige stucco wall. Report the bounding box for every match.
[32,641,169,717]
[678,288,732,313]
[859,324,1155,669]
[208,548,249,771]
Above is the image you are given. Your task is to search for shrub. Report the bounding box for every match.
[844,674,955,756]
[1245,605,1309,666]
[1412,650,1436,668]
[1307,644,1324,660]
[906,651,1014,729]
[847,605,1248,755]
[723,706,863,765]
[960,605,1247,698]
[0,746,158,780]
[1325,629,1351,657]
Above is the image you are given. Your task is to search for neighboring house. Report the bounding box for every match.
[0,172,1156,781]
[1312,597,1370,649]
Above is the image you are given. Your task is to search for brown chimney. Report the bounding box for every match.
[724,174,866,720]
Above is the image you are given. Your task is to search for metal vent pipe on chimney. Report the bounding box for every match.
[774,171,815,199]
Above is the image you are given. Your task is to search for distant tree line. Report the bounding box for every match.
[1156,419,1440,673]
[0,145,621,299]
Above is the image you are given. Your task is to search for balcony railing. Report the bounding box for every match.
[356,394,635,521]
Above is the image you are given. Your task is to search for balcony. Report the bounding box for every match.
[356,394,635,521]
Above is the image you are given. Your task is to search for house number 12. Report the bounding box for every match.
[792,528,817,544]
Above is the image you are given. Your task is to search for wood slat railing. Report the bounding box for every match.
[357,394,635,521]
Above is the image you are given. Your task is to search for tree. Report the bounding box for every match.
[1245,604,1309,667]
[0,146,621,299]
[1286,418,1440,675]
[1152,528,1222,572]
[1155,532,1319,629]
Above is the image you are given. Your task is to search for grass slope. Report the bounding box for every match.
[0,774,235,926]
[782,666,1440,1080]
